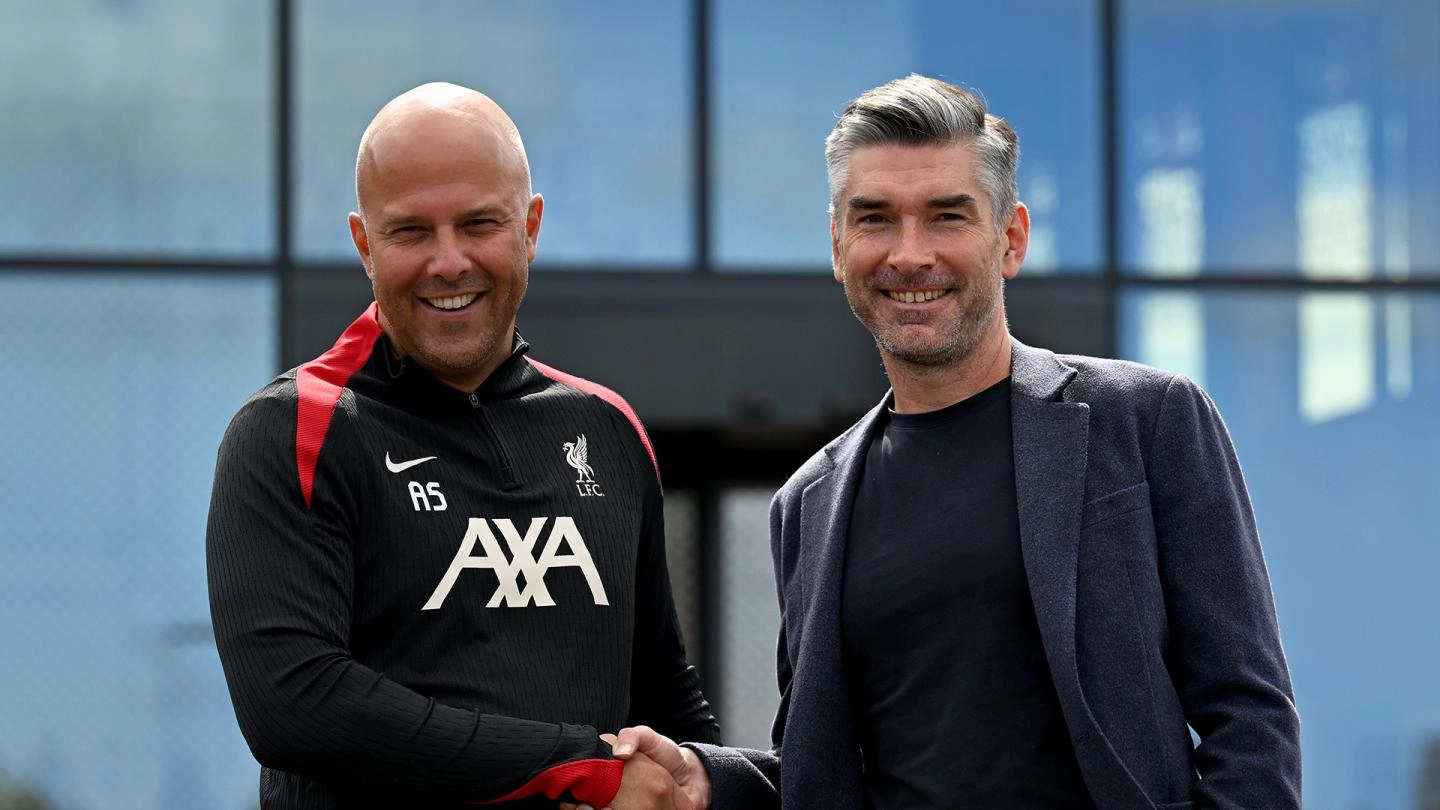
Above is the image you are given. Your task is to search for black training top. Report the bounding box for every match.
[841,378,1094,808]
[206,304,718,809]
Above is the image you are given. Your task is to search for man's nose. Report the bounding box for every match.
[427,229,469,279]
[888,219,935,273]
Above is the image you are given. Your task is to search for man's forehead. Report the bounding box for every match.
[357,108,529,212]
[844,141,983,198]
[366,109,510,166]
[848,140,976,174]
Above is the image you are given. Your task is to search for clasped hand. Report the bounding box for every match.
[559,727,711,810]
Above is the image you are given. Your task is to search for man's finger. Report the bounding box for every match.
[612,724,656,758]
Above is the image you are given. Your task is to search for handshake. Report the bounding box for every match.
[559,726,712,810]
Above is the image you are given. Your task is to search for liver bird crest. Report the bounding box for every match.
[563,435,595,483]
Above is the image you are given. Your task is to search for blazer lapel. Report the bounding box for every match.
[1009,341,1090,709]
[1010,341,1151,808]
[783,398,886,809]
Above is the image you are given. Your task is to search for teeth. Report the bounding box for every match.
[428,293,478,311]
[886,290,944,303]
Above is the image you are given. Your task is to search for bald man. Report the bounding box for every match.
[207,82,719,810]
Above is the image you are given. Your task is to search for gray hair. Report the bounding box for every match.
[825,74,1020,230]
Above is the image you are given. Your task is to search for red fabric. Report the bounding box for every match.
[474,757,624,806]
[295,303,383,508]
[528,358,661,482]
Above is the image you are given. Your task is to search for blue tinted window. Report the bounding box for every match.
[295,1,693,268]
[0,273,277,808]
[1121,288,1440,805]
[714,0,1103,273]
[0,1,274,258]
[1121,0,1440,277]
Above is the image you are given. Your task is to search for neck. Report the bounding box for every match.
[885,328,1013,414]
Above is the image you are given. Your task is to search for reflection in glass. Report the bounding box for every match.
[1122,0,1440,276]
[0,1,274,257]
[1123,288,1440,807]
[717,487,782,750]
[0,272,276,808]
[1134,291,1206,387]
[1298,292,1375,423]
[1136,168,1204,277]
[1297,103,1374,280]
[294,1,692,267]
[1386,294,1413,400]
[714,0,1102,272]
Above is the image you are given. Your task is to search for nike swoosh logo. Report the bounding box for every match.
[385,453,437,474]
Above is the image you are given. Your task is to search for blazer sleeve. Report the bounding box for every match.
[1149,375,1302,808]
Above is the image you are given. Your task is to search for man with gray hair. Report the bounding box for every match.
[602,74,1300,809]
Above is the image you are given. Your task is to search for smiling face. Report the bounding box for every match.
[832,140,1028,371]
[349,88,542,393]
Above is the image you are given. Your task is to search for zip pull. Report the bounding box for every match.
[468,394,521,491]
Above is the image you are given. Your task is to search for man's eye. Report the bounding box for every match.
[857,214,886,224]
[936,212,964,222]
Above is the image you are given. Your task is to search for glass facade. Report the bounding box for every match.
[713,0,1104,272]
[1122,288,1440,806]
[294,0,694,267]
[1121,0,1440,278]
[0,272,276,809]
[0,1,274,258]
[716,488,784,750]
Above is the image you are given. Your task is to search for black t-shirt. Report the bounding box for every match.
[841,378,1094,808]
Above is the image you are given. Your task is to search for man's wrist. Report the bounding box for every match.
[678,745,713,810]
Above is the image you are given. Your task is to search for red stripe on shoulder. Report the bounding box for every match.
[295,303,383,508]
[528,358,660,482]
[473,758,623,806]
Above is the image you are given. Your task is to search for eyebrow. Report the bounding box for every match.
[927,194,979,211]
[378,214,424,231]
[378,205,508,231]
[845,194,981,212]
[846,196,890,212]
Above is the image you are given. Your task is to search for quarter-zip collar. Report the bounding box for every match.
[350,327,538,491]
[352,328,544,414]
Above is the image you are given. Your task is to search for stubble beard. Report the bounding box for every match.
[374,262,529,389]
[844,258,1005,370]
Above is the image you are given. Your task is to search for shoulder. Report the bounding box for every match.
[1052,352,1198,419]
[525,357,659,480]
[221,370,301,448]
[1058,352,1178,394]
[777,447,831,504]
[1043,352,1227,457]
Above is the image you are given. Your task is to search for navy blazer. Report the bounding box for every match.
[692,340,1300,809]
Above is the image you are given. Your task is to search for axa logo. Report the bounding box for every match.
[422,516,608,610]
[563,435,604,497]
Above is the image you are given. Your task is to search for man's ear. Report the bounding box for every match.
[831,218,844,283]
[524,194,544,264]
[1000,202,1030,280]
[348,212,374,280]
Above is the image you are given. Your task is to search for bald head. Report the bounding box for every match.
[355,82,532,219]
